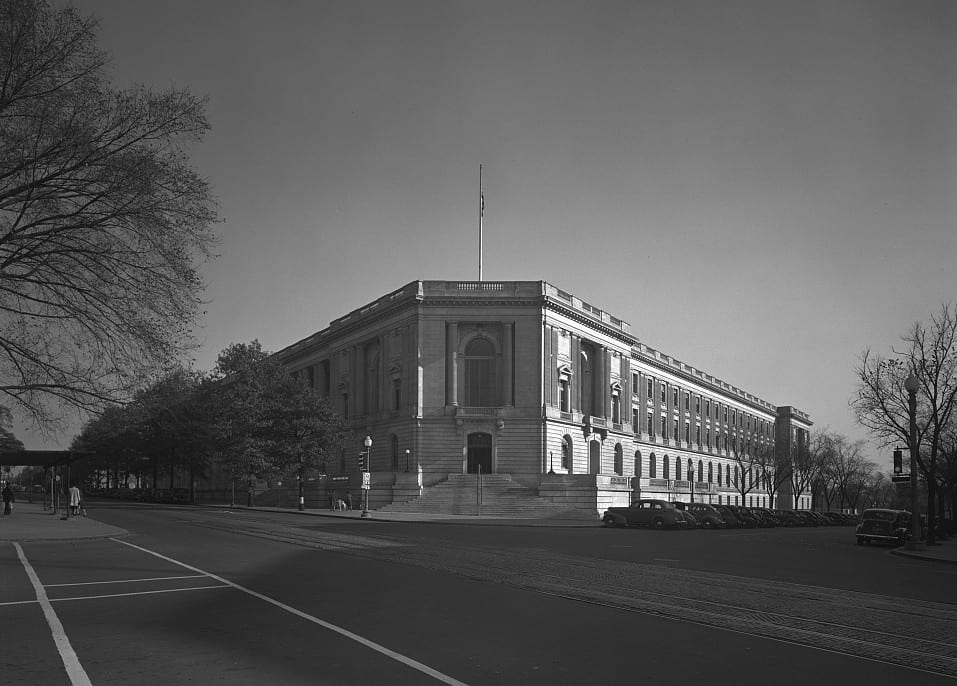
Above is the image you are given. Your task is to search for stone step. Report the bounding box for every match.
[379,472,591,518]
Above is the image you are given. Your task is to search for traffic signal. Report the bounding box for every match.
[357,451,366,471]
[893,448,902,475]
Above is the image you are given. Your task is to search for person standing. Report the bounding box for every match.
[69,483,82,517]
[2,483,13,515]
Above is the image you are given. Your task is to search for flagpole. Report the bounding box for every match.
[478,164,483,282]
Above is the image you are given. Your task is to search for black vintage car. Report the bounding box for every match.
[855,508,911,546]
[602,499,688,529]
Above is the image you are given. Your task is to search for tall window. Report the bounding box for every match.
[561,435,572,470]
[660,415,667,438]
[580,343,595,417]
[675,458,681,480]
[697,460,703,482]
[673,419,679,442]
[614,444,623,476]
[647,411,654,437]
[611,388,621,423]
[558,378,569,412]
[663,455,670,480]
[707,462,713,483]
[464,338,496,406]
[649,453,657,478]
[634,451,642,477]
[392,379,402,411]
[687,459,694,482]
[647,377,654,398]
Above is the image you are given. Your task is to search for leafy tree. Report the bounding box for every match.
[0,0,218,429]
[210,341,345,507]
[852,303,957,543]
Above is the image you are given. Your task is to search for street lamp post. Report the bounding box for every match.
[904,373,922,550]
[405,449,410,473]
[361,435,372,518]
[297,456,305,511]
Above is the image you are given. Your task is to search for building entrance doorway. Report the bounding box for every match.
[467,433,493,474]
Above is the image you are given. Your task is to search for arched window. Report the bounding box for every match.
[675,457,682,481]
[464,337,497,406]
[687,459,694,483]
[634,451,642,477]
[707,461,713,483]
[390,434,399,470]
[614,444,623,476]
[649,452,657,478]
[663,455,670,480]
[734,466,739,486]
[561,435,572,470]
[697,460,704,482]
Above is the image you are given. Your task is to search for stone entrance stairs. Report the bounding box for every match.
[378,473,593,519]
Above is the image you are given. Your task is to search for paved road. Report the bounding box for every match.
[2,504,954,685]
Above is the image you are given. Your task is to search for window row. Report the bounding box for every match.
[631,372,773,437]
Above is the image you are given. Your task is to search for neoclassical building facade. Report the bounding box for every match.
[277,280,812,515]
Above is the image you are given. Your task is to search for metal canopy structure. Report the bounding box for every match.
[0,450,93,467]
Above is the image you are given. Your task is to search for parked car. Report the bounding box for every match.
[856,508,912,546]
[686,503,727,529]
[772,509,801,527]
[729,505,760,528]
[602,499,689,529]
[713,504,743,528]
[750,507,781,527]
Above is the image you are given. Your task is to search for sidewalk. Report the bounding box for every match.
[0,502,127,541]
[890,540,957,564]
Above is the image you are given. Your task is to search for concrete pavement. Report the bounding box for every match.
[0,501,127,540]
[3,500,956,565]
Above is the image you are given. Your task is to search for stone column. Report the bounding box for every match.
[503,321,514,406]
[446,322,458,406]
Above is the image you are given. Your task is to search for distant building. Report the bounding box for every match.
[275,280,812,516]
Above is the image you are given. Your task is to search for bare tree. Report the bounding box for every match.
[791,429,830,510]
[852,303,957,543]
[0,0,218,429]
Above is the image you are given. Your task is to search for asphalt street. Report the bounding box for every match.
[2,503,955,685]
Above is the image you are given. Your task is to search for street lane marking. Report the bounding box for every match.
[46,574,208,587]
[50,585,229,602]
[111,537,470,686]
[13,542,93,686]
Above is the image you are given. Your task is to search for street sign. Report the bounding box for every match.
[361,471,371,490]
[892,474,911,484]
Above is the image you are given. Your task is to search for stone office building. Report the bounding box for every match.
[276,280,812,516]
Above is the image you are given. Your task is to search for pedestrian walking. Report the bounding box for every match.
[344,490,353,511]
[69,484,82,517]
[2,483,14,515]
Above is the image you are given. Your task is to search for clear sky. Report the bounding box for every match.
[22,1,956,470]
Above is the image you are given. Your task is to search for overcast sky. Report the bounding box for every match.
[23,1,956,469]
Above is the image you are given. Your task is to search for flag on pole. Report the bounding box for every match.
[480,191,484,217]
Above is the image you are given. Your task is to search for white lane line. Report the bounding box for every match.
[50,585,228,602]
[111,537,470,686]
[47,574,207,587]
[13,542,93,686]
[0,599,38,607]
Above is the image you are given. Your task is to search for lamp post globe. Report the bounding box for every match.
[903,373,922,549]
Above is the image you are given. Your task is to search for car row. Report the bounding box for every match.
[602,499,860,530]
